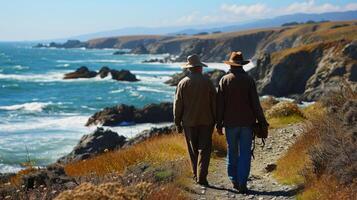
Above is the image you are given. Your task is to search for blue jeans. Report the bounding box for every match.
[225,126,253,185]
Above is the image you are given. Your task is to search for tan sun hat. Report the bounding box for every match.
[182,54,208,68]
[224,51,250,66]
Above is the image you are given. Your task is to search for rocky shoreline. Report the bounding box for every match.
[34,21,357,101]
[86,102,173,126]
[0,124,176,198]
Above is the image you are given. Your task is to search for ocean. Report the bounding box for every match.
[0,42,256,173]
[0,42,184,173]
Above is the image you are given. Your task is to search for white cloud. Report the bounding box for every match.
[281,0,340,14]
[176,12,200,25]
[220,3,270,17]
[174,1,357,26]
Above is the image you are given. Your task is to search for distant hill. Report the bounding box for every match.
[172,10,357,35]
[58,10,357,42]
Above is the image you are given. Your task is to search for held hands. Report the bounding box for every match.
[176,125,183,133]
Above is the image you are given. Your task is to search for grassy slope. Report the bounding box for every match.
[85,20,357,52]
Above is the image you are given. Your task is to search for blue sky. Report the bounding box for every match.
[1,0,356,41]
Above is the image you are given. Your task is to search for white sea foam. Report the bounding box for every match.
[131,70,179,75]
[0,71,116,83]
[56,59,124,64]
[56,63,70,68]
[0,115,89,133]
[0,102,52,112]
[137,86,167,93]
[109,89,125,94]
[107,122,173,138]
[136,75,171,83]
[0,163,23,173]
[13,65,30,70]
[0,72,65,82]
[166,62,255,72]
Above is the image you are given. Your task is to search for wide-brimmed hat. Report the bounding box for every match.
[224,51,250,66]
[182,54,208,68]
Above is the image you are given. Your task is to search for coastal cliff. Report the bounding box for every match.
[35,21,357,100]
[37,21,357,62]
[249,40,357,101]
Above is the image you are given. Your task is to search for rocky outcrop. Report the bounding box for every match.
[64,66,139,82]
[249,40,357,101]
[63,66,97,79]
[58,128,127,163]
[86,102,173,126]
[57,125,176,165]
[110,69,139,82]
[165,69,226,87]
[164,70,189,86]
[21,164,76,190]
[34,40,87,49]
[123,125,176,147]
[113,50,127,55]
[204,69,226,87]
[142,56,175,63]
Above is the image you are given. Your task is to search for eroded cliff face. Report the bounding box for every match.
[249,40,357,101]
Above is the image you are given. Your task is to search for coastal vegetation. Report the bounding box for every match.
[274,84,356,200]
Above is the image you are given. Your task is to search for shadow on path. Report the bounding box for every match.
[206,184,302,197]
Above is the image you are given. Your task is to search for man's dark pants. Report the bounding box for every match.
[183,125,213,183]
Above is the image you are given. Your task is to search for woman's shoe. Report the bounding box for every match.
[231,181,239,190]
[238,184,248,194]
[197,179,209,186]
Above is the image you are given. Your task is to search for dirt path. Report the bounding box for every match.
[187,124,304,200]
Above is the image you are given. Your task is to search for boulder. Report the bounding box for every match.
[63,66,97,79]
[204,69,226,87]
[343,41,357,59]
[86,104,136,126]
[164,70,189,86]
[21,164,76,190]
[110,69,139,82]
[86,102,173,126]
[142,56,175,63]
[124,125,176,147]
[135,102,173,123]
[164,69,226,87]
[98,66,111,78]
[113,51,127,55]
[57,128,127,163]
[0,173,16,184]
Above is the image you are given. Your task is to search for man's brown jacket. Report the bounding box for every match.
[174,72,216,127]
[216,68,267,129]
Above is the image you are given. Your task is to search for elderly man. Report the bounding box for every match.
[174,54,217,186]
[216,51,268,193]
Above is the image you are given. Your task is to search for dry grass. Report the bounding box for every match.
[147,184,189,200]
[275,83,357,199]
[265,101,305,129]
[65,134,187,177]
[273,121,319,185]
[55,182,152,200]
[266,101,304,119]
[297,175,357,200]
[260,96,279,111]
[9,167,38,187]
